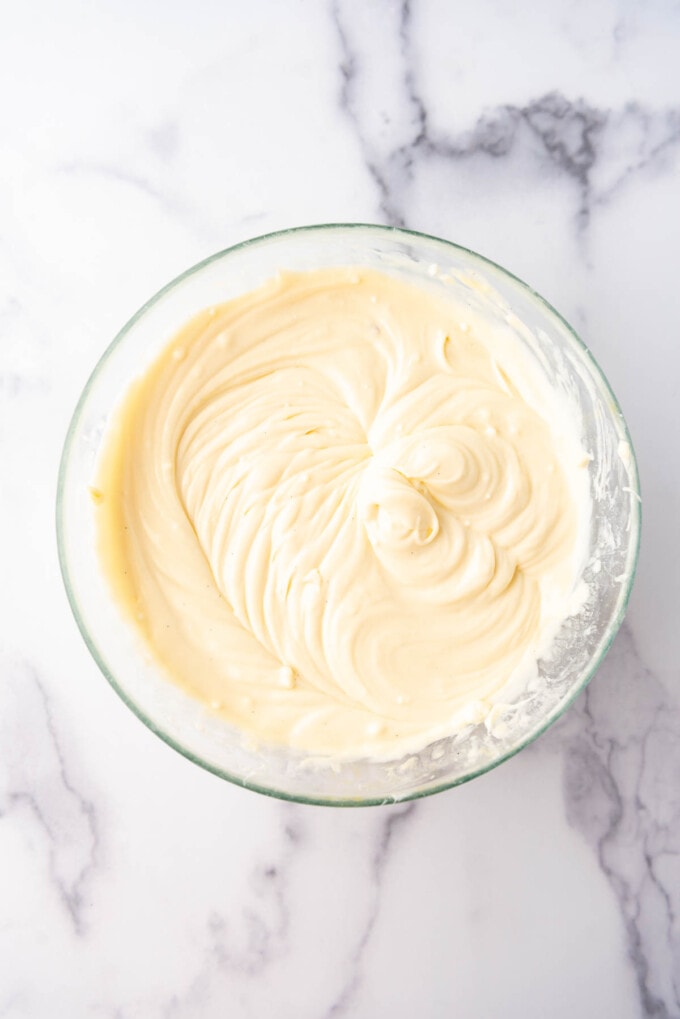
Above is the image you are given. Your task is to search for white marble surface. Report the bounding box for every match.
[2,1,679,1015]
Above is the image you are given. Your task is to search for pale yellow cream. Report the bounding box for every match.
[95,267,588,759]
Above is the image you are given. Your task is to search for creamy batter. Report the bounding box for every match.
[95,267,589,759]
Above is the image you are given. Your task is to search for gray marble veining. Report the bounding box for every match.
[1,666,99,936]
[2,0,680,1016]
[558,627,680,1016]
[333,0,680,235]
[326,803,418,1018]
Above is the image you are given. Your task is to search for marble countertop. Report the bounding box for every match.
[2,1,679,1016]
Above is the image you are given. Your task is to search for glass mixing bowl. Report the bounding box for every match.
[57,225,641,805]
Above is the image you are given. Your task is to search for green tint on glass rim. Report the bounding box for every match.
[57,224,641,806]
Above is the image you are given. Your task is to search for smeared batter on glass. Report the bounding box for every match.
[95,267,589,758]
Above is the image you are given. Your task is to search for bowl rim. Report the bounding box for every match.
[56,222,642,806]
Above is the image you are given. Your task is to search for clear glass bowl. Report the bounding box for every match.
[57,225,641,805]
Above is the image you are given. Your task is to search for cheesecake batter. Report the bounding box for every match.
[95,267,589,759]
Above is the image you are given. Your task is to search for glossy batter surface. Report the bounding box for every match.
[95,268,588,758]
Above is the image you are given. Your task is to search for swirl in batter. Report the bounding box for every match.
[95,267,588,758]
